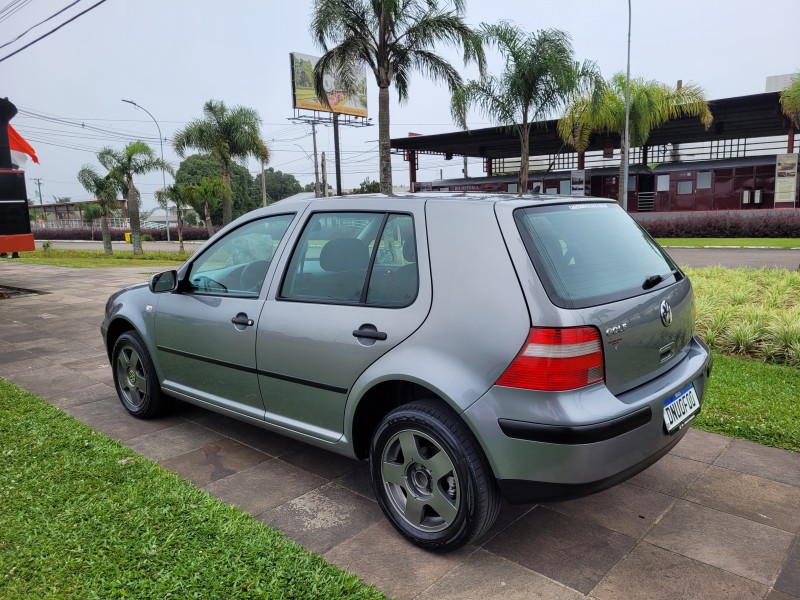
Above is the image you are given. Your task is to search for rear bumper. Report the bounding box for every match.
[463,336,712,503]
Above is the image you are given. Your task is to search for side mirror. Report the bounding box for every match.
[149,270,178,293]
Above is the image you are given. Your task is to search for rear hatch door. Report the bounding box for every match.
[498,200,695,396]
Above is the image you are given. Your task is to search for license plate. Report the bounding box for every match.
[663,385,699,433]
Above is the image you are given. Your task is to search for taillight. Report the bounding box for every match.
[496,327,604,391]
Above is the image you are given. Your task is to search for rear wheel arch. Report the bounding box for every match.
[350,380,458,460]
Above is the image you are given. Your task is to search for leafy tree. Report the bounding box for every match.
[304,181,333,194]
[311,0,485,195]
[452,23,597,194]
[779,73,800,129]
[353,177,381,194]
[156,183,189,252]
[81,203,101,225]
[98,141,173,255]
[54,196,72,203]
[76,166,118,255]
[173,100,269,226]
[254,168,302,204]
[185,176,230,238]
[559,73,712,204]
[175,154,259,222]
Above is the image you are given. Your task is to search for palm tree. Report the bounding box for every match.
[155,183,188,252]
[98,142,173,255]
[779,73,800,138]
[76,165,118,255]
[310,0,485,195]
[185,176,230,239]
[451,23,597,195]
[559,73,713,204]
[173,101,269,226]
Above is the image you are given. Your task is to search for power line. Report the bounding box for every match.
[0,0,82,49]
[0,0,32,24]
[0,0,110,64]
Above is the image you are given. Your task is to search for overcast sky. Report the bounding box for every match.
[3,0,798,211]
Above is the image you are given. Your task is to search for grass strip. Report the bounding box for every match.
[656,238,800,248]
[694,353,800,452]
[0,378,383,599]
[2,249,192,268]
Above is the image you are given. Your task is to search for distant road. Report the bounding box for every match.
[664,247,799,270]
[33,240,800,270]
[35,240,203,253]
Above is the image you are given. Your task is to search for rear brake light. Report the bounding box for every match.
[496,327,604,391]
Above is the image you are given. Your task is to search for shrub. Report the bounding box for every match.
[32,226,214,242]
[641,211,800,238]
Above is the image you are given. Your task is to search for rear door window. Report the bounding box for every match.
[280,212,418,306]
[514,203,677,308]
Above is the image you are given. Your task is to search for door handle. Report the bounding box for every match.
[352,325,387,341]
[231,313,254,327]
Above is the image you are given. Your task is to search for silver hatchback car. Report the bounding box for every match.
[101,193,712,551]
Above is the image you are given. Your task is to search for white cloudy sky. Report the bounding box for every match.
[3,0,798,210]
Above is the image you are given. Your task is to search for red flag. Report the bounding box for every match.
[8,124,39,164]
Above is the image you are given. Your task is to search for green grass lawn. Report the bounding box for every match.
[2,249,192,268]
[696,353,800,452]
[0,378,383,599]
[657,238,800,248]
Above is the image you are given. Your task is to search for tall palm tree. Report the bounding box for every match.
[99,141,173,255]
[173,101,269,226]
[185,176,230,239]
[451,23,597,195]
[155,183,188,252]
[76,165,118,255]
[779,73,800,133]
[311,0,485,195]
[559,73,713,204]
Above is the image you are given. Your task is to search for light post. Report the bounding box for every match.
[622,0,632,211]
[121,99,170,241]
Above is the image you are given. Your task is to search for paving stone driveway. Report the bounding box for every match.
[1,262,798,600]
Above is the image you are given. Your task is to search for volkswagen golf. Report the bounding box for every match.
[101,193,712,551]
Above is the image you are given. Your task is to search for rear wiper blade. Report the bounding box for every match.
[642,269,682,290]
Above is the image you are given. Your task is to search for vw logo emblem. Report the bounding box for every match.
[660,300,673,327]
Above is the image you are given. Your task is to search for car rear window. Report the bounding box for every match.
[514,202,678,309]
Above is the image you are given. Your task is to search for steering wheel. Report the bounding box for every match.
[239,260,269,292]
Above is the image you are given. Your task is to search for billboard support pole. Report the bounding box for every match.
[312,122,320,197]
[333,113,342,195]
[321,151,328,197]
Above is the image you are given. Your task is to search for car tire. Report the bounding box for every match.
[369,400,500,552]
[111,331,168,419]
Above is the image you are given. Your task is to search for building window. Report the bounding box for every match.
[559,180,571,195]
[676,181,693,195]
[656,175,670,192]
[697,172,712,189]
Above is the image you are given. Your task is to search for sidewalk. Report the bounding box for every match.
[0,262,798,599]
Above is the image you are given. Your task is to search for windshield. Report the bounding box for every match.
[514,202,678,309]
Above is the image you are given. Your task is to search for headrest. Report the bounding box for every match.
[403,240,417,263]
[319,237,369,272]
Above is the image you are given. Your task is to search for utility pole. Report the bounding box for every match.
[261,159,267,207]
[30,177,43,204]
[321,152,328,197]
[333,113,342,195]
[311,122,320,197]
[463,156,469,178]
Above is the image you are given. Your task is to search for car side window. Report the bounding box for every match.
[366,214,418,306]
[280,212,418,307]
[187,214,294,297]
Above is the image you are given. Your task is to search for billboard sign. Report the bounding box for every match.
[290,52,368,118]
[775,153,798,206]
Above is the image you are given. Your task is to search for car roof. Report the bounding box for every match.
[271,192,616,210]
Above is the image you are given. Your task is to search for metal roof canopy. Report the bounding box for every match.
[390,92,790,160]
